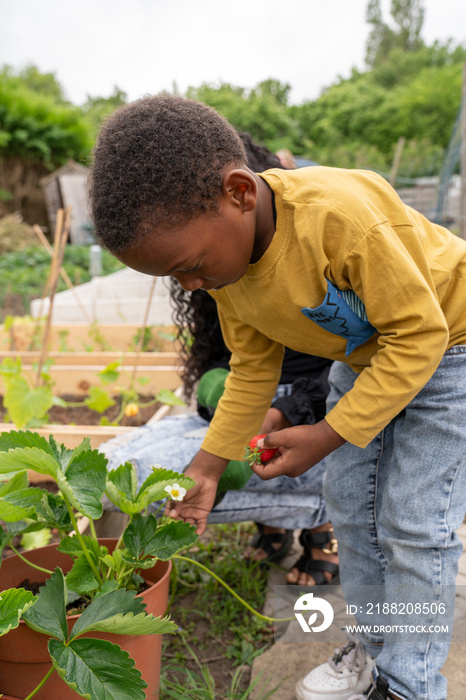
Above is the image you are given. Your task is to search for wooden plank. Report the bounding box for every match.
[15,364,182,396]
[0,391,180,483]
[0,351,180,367]
[0,323,178,352]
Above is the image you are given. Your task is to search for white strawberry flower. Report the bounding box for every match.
[164,483,187,501]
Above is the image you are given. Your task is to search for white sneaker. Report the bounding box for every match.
[295,638,375,700]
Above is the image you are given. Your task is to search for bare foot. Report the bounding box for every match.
[286,523,339,586]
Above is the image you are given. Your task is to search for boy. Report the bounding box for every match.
[89,95,466,700]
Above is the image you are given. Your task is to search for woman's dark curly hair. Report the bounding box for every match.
[89,94,247,253]
[171,133,286,399]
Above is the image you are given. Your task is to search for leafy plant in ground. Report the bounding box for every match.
[163,523,279,697]
[0,244,124,317]
[0,355,185,428]
[161,628,281,699]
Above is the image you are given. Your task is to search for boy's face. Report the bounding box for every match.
[118,195,257,292]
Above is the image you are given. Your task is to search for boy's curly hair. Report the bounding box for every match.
[88,94,247,253]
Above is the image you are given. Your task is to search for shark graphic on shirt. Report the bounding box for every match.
[301,279,377,356]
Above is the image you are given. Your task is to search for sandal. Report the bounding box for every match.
[287,527,339,585]
[244,522,294,566]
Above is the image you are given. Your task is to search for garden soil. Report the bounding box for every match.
[0,394,162,427]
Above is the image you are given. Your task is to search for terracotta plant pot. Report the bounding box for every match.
[0,539,171,699]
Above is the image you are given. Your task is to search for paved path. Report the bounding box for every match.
[250,523,466,699]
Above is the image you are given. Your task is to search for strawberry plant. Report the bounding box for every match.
[0,430,292,697]
[0,429,197,698]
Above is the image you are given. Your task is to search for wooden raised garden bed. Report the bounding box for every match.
[0,322,186,469]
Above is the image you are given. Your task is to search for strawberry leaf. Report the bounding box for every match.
[48,637,148,699]
[0,484,43,522]
[137,466,195,509]
[123,514,197,561]
[0,588,37,637]
[0,430,54,455]
[155,388,185,406]
[22,568,68,642]
[106,463,195,515]
[69,587,175,638]
[0,446,59,478]
[85,386,115,413]
[56,448,108,519]
[3,376,53,428]
[65,552,100,596]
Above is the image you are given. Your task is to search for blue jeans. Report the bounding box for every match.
[323,348,466,699]
[100,413,329,530]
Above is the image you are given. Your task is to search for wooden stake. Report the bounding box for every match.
[130,276,157,390]
[35,207,71,386]
[33,224,92,323]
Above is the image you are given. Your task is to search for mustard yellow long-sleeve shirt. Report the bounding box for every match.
[202,166,466,458]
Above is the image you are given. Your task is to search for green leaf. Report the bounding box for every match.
[56,448,107,519]
[0,446,59,478]
[51,395,68,407]
[0,469,29,491]
[20,527,52,551]
[34,491,72,531]
[69,588,176,638]
[123,514,198,561]
[136,466,195,510]
[58,533,101,558]
[0,588,37,637]
[22,568,68,641]
[108,461,138,502]
[59,536,104,595]
[85,385,115,412]
[155,388,186,406]
[48,637,148,699]
[105,461,144,513]
[4,376,53,428]
[0,486,44,522]
[98,361,121,385]
[65,552,100,596]
[0,429,54,455]
[58,436,93,474]
[0,356,22,380]
[0,525,10,558]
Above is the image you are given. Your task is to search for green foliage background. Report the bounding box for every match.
[0,1,465,183]
[0,245,124,314]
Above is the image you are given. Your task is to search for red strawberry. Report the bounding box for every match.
[244,434,277,466]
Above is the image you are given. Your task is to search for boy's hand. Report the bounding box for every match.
[164,449,229,535]
[250,420,346,480]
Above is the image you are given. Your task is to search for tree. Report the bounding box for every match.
[81,86,128,135]
[0,64,67,103]
[366,0,425,68]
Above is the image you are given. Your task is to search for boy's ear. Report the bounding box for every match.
[222,169,257,212]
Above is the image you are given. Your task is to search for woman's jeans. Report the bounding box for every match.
[100,413,328,530]
[323,347,466,700]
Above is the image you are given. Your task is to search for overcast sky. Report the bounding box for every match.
[1,0,465,106]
